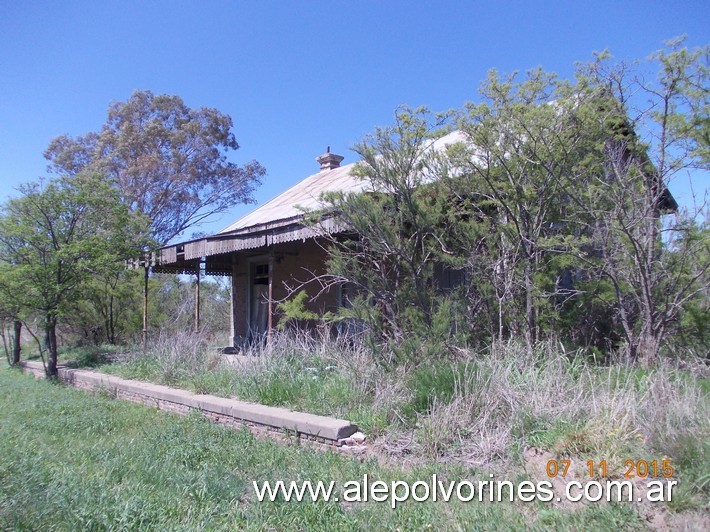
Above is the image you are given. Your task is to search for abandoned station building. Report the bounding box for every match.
[149,132,467,347]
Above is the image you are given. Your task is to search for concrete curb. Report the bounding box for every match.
[20,360,362,449]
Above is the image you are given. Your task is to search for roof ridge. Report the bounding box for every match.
[218,160,359,234]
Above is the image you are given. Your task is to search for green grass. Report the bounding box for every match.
[102,345,392,436]
[39,333,709,526]
[0,367,665,530]
[19,344,124,367]
[96,338,709,485]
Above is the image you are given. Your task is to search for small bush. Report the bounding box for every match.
[403,362,467,420]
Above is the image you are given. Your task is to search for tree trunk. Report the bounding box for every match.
[142,264,149,351]
[524,258,535,356]
[45,316,58,379]
[108,293,116,344]
[638,332,660,367]
[12,319,22,366]
[104,311,111,346]
[1,321,9,364]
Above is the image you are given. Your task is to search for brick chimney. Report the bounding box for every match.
[316,146,344,171]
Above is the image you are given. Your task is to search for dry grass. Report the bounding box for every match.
[112,333,708,469]
[103,332,708,516]
[371,341,708,482]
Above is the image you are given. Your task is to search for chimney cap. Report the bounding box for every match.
[316,148,344,171]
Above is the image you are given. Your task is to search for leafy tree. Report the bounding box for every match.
[0,265,24,365]
[0,174,147,377]
[44,90,264,346]
[319,97,605,362]
[457,69,609,353]
[574,39,709,363]
[664,217,709,353]
[64,269,146,345]
[319,107,477,364]
[318,40,707,366]
[45,90,265,245]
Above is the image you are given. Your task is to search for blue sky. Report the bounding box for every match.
[1,1,708,239]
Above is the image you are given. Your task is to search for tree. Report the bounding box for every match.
[44,90,265,346]
[63,263,146,345]
[0,174,147,377]
[318,97,606,362]
[318,107,480,364]
[0,266,24,366]
[457,69,608,353]
[318,41,707,366]
[575,39,709,363]
[45,90,265,245]
[452,41,708,362]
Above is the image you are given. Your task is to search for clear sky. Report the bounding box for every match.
[1,1,708,239]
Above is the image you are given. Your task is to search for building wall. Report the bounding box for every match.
[231,237,339,344]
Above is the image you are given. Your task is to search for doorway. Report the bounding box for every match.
[249,262,269,339]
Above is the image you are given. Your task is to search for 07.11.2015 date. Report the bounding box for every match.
[545,459,674,479]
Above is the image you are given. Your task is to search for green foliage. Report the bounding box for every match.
[45,90,266,245]
[59,345,112,368]
[34,90,262,348]
[0,173,149,375]
[276,290,320,330]
[67,273,232,347]
[318,41,708,364]
[666,435,710,512]
[568,39,710,362]
[650,37,709,168]
[459,68,615,353]
[402,362,466,420]
[67,268,146,345]
[321,106,486,363]
[667,219,710,353]
[0,174,144,312]
[320,74,625,361]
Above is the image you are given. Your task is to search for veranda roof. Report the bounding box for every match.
[149,131,466,274]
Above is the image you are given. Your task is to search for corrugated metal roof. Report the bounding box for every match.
[151,130,468,267]
[219,162,366,234]
[219,130,467,234]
